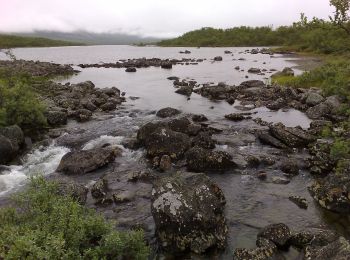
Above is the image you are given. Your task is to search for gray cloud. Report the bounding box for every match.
[0,0,335,37]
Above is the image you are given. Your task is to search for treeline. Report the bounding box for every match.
[0,34,81,49]
[158,16,350,54]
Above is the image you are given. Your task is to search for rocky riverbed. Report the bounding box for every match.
[0,46,349,259]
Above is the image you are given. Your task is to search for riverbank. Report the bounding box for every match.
[0,47,349,259]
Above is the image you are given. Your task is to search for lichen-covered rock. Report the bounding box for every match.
[143,127,191,159]
[289,228,338,249]
[151,172,227,254]
[175,85,193,96]
[309,160,350,213]
[185,146,235,172]
[289,195,308,209]
[257,223,291,248]
[257,130,288,149]
[192,114,208,122]
[56,147,120,174]
[234,237,278,260]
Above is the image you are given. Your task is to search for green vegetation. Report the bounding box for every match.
[0,34,81,49]
[158,16,350,55]
[272,58,350,101]
[0,69,47,129]
[0,177,149,259]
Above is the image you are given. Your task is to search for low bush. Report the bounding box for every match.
[0,177,149,259]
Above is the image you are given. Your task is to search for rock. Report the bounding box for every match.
[167,76,179,81]
[280,160,299,176]
[257,223,291,248]
[0,135,15,164]
[239,80,265,88]
[289,228,339,249]
[305,236,350,259]
[0,125,24,151]
[151,172,227,254]
[225,113,251,121]
[248,68,261,74]
[257,131,288,149]
[91,179,108,199]
[125,67,136,72]
[192,114,208,122]
[175,85,192,96]
[81,100,98,111]
[214,56,223,61]
[234,66,240,70]
[257,171,267,180]
[143,127,191,160]
[156,107,181,118]
[113,191,134,203]
[57,180,88,204]
[185,146,235,172]
[102,87,120,96]
[306,95,342,119]
[305,92,324,106]
[56,147,120,174]
[309,160,350,213]
[159,155,172,171]
[224,50,232,54]
[74,109,92,122]
[272,177,290,185]
[100,101,117,111]
[192,132,216,149]
[289,195,308,209]
[273,67,294,77]
[46,110,68,126]
[269,123,315,148]
[161,62,172,69]
[168,117,191,134]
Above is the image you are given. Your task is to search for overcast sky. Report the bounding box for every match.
[0,0,335,37]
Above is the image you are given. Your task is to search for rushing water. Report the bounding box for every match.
[1,45,342,259]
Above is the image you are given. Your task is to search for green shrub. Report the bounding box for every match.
[0,177,149,259]
[0,82,47,129]
[273,59,350,101]
[330,138,350,161]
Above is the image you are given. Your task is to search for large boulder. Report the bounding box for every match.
[156,107,181,118]
[306,95,342,120]
[0,135,15,164]
[151,173,227,254]
[0,125,24,151]
[143,127,191,159]
[56,147,120,174]
[309,160,350,213]
[185,146,235,172]
[269,123,315,148]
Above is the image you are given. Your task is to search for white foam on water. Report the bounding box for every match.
[0,144,70,196]
[82,135,124,150]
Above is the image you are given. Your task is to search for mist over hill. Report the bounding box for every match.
[11,30,164,45]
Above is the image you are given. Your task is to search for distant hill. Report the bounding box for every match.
[0,34,81,49]
[14,31,163,45]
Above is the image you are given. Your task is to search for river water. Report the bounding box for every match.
[1,45,347,259]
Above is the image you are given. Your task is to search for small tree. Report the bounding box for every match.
[330,0,350,35]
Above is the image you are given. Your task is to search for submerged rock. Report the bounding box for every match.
[151,172,227,254]
[56,147,120,174]
[214,56,223,61]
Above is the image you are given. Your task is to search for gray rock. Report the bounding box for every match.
[57,180,88,204]
[257,223,291,248]
[305,92,324,106]
[0,135,15,164]
[56,147,120,174]
[46,110,68,126]
[0,125,24,151]
[151,172,227,254]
